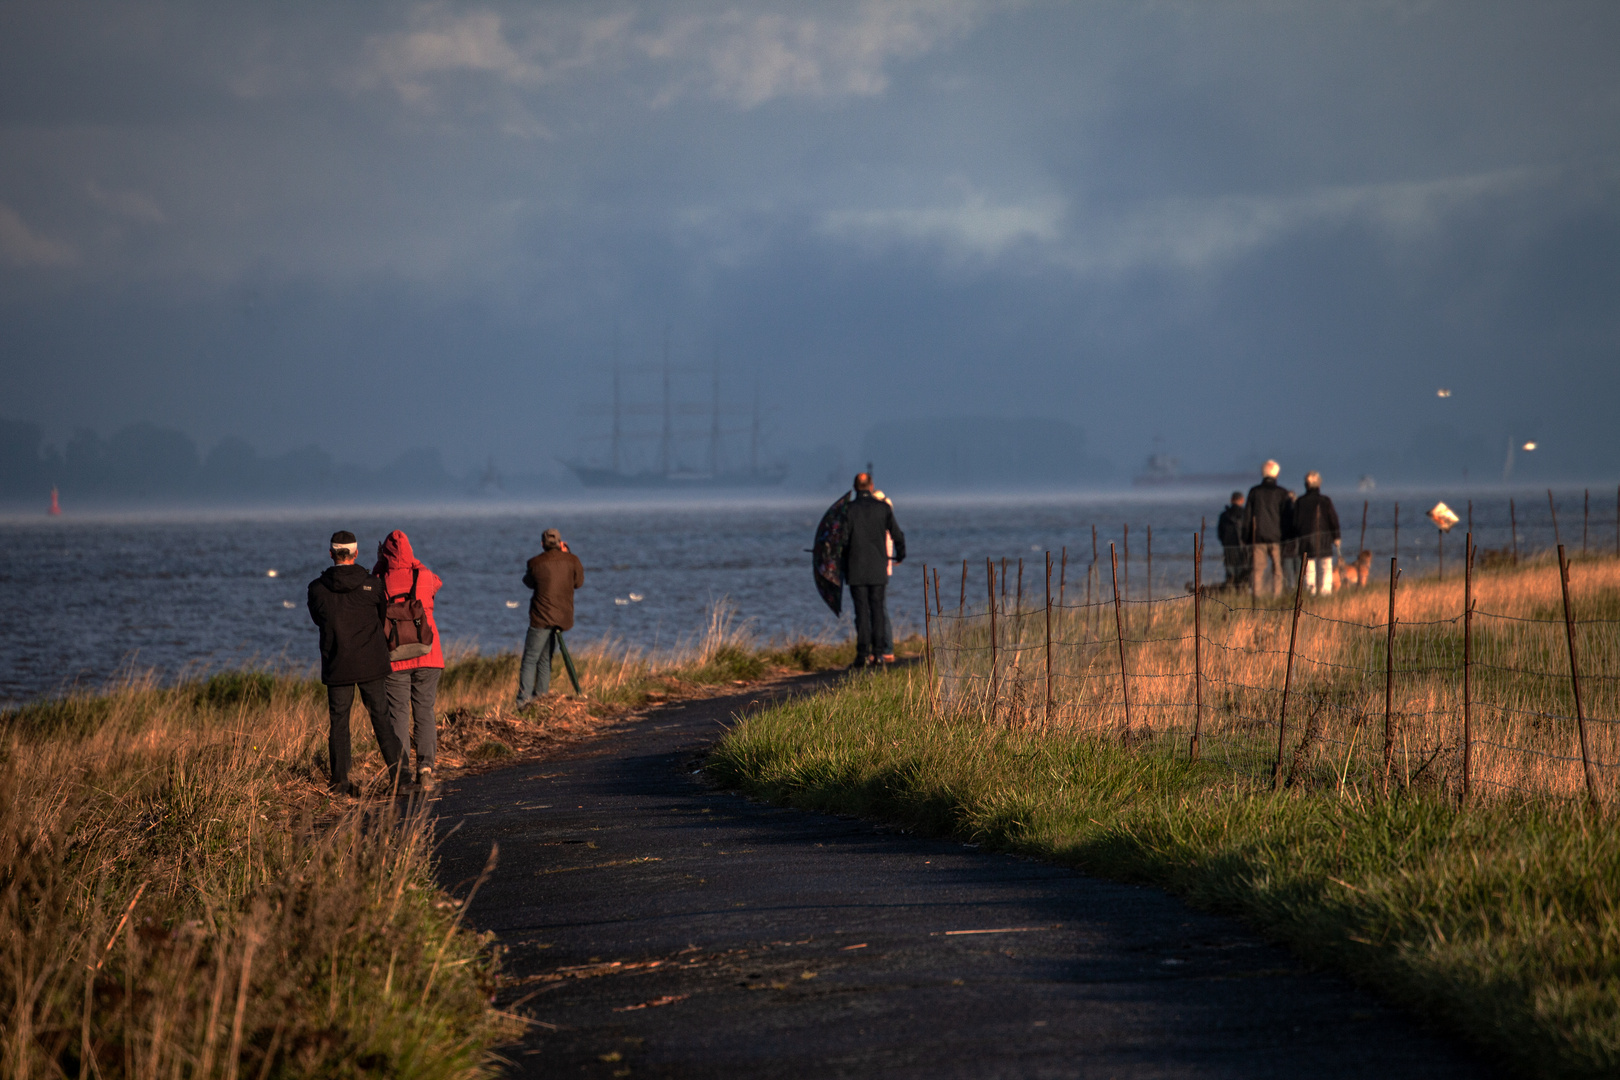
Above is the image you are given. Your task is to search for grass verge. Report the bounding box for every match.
[710,666,1620,1079]
[0,617,888,1078]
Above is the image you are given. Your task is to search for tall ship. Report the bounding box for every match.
[563,335,787,489]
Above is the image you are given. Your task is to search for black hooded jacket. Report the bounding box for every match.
[1292,488,1341,559]
[307,563,391,685]
[1244,478,1292,545]
[1217,504,1246,549]
[843,493,906,586]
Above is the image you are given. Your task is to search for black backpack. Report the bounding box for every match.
[384,568,434,661]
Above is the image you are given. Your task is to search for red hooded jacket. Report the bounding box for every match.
[371,530,444,670]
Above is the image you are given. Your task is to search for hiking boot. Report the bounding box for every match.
[416,766,436,794]
[329,779,361,798]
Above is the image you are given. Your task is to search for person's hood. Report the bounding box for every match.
[1259,477,1278,487]
[374,529,419,573]
[319,563,373,593]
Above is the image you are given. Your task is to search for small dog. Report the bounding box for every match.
[1334,549,1374,589]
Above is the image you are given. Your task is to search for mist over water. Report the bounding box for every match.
[0,488,1601,704]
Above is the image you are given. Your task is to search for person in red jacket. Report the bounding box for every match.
[373,530,444,793]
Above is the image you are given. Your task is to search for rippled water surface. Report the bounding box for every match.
[0,490,1587,703]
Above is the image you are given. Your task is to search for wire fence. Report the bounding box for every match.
[917,536,1620,808]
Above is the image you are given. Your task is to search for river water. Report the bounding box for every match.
[0,488,1595,703]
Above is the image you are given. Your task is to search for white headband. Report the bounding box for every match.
[330,542,358,554]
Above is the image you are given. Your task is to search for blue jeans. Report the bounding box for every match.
[517,626,559,704]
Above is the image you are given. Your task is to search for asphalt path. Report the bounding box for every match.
[433,671,1490,1079]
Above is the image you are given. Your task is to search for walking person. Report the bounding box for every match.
[373,530,444,793]
[844,472,906,666]
[1293,471,1342,596]
[1217,491,1248,587]
[307,531,404,796]
[1245,460,1292,597]
[516,528,585,707]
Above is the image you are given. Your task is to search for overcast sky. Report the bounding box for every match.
[2,0,1617,481]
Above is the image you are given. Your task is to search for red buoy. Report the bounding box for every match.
[48,487,61,515]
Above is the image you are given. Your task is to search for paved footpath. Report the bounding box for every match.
[433,672,1491,1079]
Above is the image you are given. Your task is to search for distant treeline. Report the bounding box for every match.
[0,417,466,503]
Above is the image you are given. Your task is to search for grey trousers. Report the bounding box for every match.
[384,667,441,772]
[1251,543,1284,597]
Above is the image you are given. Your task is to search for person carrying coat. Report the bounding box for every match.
[843,472,906,666]
[307,530,403,796]
[1244,460,1293,597]
[373,529,444,793]
[517,528,585,706]
[1292,471,1342,596]
[1216,491,1248,587]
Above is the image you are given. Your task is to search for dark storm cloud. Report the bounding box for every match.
[0,0,1616,485]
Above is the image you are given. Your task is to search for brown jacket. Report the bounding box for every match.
[523,549,584,630]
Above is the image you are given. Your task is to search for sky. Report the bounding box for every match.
[2,0,1618,485]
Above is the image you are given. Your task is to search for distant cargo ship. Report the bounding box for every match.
[562,334,786,489]
[1131,453,1251,489]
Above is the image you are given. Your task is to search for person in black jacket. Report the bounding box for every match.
[307,530,405,796]
[843,472,906,667]
[1244,460,1294,597]
[1292,471,1342,596]
[1216,492,1248,587]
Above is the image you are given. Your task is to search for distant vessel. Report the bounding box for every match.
[563,333,786,489]
[1131,453,1251,490]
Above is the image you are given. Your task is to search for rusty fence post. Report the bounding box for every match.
[1110,543,1131,741]
[1462,534,1473,804]
[1044,551,1053,732]
[1273,557,1307,791]
[1016,558,1024,617]
[1191,533,1204,762]
[1557,546,1602,813]
[1549,489,1561,547]
[1383,558,1400,795]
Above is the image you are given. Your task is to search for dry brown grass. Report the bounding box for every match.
[930,551,1620,804]
[0,607,870,1079]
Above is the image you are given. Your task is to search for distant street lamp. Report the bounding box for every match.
[1522,441,1537,451]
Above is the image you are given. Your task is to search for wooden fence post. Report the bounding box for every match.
[1549,489,1562,547]
[1044,551,1053,732]
[1059,546,1067,607]
[1191,533,1204,762]
[1110,543,1131,740]
[987,558,999,725]
[922,563,935,717]
[1146,525,1153,604]
[1463,535,1473,804]
[1557,546,1602,813]
[1273,557,1307,791]
[1016,558,1024,617]
[1393,502,1400,565]
[1383,558,1400,795]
